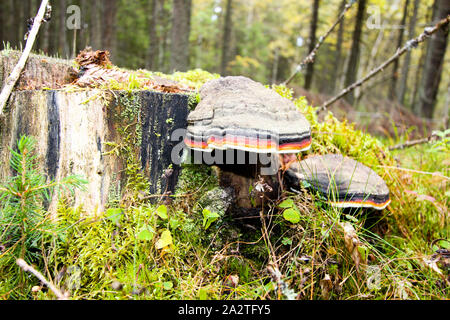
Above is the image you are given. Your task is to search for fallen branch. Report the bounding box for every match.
[283,0,357,85]
[0,0,51,117]
[389,131,449,151]
[16,258,68,300]
[380,166,450,181]
[319,14,450,112]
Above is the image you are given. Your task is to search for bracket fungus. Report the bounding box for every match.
[285,154,391,210]
[184,76,312,210]
[184,76,312,154]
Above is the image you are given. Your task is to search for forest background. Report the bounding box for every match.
[1,0,448,128]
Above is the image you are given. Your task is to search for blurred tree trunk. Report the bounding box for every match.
[147,0,159,70]
[330,0,346,94]
[411,1,434,110]
[170,0,192,72]
[158,0,170,73]
[103,0,118,61]
[398,0,420,106]
[90,1,103,50]
[221,0,233,76]
[390,0,409,100]
[344,0,367,105]
[15,0,25,47]
[304,0,320,90]
[0,1,4,46]
[418,0,449,119]
[271,47,279,84]
[58,0,70,59]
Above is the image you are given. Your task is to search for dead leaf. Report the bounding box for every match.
[340,222,366,272]
[320,274,333,299]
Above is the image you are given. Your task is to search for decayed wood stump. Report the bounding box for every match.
[0,51,191,214]
[0,51,76,90]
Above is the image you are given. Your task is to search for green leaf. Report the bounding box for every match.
[283,208,301,224]
[202,209,220,230]
[301,180,312,188]
[155,230,173,249]
[106,208,123,225]
[282,237,293,246]
[137,226,155,241]
[169,218,181,230]
[345,214,359,223]
[278,198,294,209]
[156,205,168,220]
[163,281,173,290]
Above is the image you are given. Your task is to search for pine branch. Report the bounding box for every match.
[0,0,51,117]
[283,0,357,85]
[319,15,450,112]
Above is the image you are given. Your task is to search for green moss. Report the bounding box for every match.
[271,84,395,175]
[161,69,220,90]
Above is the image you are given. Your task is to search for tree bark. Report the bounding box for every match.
[418,0,449,119]
[0,0,4,46]
[221,0,233,76]
[90,1,103,50]
[398,0,420,106]
[170,0,192,72]
[330,0,346,95]
[103,0,118,61]
[147,0,159,70]
[304,0,320,90]
[58,0,69,59]
[390,0,410,100]
[344,0,367,105]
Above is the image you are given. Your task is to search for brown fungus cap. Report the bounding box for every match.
[185,76,312,154]
[285,154,391,210]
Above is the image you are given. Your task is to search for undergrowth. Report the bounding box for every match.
[0,70,448,300]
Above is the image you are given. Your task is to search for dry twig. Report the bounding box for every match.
[389,131,449,151]
[0,0,51,117]
[319,15,450,112]
[16,258,68,300]
[283,0,357,85]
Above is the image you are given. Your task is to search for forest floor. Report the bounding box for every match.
[0,59,448,300]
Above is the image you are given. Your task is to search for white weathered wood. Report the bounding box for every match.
[16,259,68,300]
[0,0,50,117]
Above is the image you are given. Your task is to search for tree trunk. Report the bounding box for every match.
[398,0,420,106]
[271,47,280,84]
[221,0,233,76]
[0,1,4,46]
[390,0,410,100]
[418,0,449,119]
[330,0,346,94]
[103,0,118,61]
[170,0,192,72]
[344,0,367,105]
[90,1,103,50]
[159,0,170,73]
[58,0,69,59]
[304,0,320,90]
[146,0,160,71]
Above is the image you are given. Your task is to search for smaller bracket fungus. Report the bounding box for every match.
[285,154,391,210]
[184,76,312,154]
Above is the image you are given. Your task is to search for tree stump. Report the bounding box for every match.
[0,51,192,214]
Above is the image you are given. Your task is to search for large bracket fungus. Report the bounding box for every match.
[184,76,312,210]
[185,76,312,154]
[285,154,391,210]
